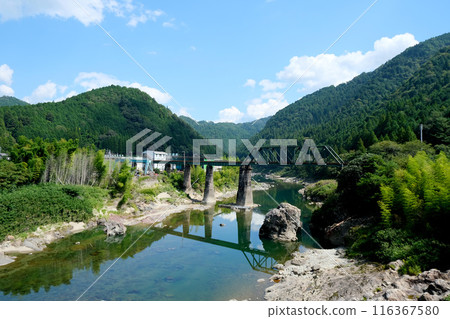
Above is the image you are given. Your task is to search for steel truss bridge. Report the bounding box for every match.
[110,144,345,168]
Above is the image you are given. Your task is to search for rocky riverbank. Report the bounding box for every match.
[265,248,450,301]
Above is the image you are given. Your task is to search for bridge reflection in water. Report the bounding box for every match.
[154,208,299,275]
[0,207,301,299]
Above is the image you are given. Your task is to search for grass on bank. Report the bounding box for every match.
[0,184,107,239]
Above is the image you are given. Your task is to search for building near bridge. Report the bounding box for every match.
[144,151,180,172]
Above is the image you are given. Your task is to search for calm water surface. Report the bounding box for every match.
[0,181,319,301]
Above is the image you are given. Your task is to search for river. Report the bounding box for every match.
[0,180,319,301]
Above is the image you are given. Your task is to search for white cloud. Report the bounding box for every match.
[220,212,236,222]
[246,92,288,119]
[217,106,245,123]
[23,80,67,103]
[162,18,176,28]
[0,84,14,96]
[75,72,125,90]
[0,0,106,26]
[0,0,164,27]
[128,82,172,104]
[259,79,286,91]
[0,64,13,85]
[189,45,197,51]
[177,107,192,117]
[243,79,256,88]
[74,71,172,104]
[277,33,418,93]
[127,9,164,27]
[106,0,134,17]
[250,213,265,231]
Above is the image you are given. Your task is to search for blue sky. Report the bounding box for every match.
[0,0,448,123]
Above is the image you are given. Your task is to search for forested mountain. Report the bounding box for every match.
[0,86,202,153]
[0,96,28,107]
[180,115,270,154]
[255,33,450,152]
[180,115,270,139]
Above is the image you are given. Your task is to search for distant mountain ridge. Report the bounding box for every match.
[255,32,450,152]
[0,86,202,153]
[180,115,270,139]
[0,96,28,107]
[180,115,271,154]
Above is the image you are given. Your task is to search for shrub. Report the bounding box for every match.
[304,179,337,201]
[0,184,107,239]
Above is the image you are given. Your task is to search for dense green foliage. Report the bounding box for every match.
[0,96,28,107]
[0,136,131,237]
[109,161,134,207]
[160,166,239,192]
[0,137,78,189]
[378,151,450,240]
[0,86,202,153]
[303,180,337,202]
[0,184,107,238]
[191,165,206,190]
[214,166,239,190]
[312,142,450,274]
[255,33,450,152]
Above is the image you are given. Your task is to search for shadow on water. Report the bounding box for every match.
[0,181,319,300]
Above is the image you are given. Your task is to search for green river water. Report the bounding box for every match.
[0,181,319,301]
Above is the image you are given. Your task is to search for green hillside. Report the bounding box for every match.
[0,86,202,153]
[0,96,28,107]
[180,115,270,139]
[255,33,450,152]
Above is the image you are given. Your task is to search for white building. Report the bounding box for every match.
[144,151,177,172]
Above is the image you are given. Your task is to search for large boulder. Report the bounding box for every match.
[99,220,127,237]
[259,203,302,241]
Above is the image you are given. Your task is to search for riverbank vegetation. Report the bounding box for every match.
[303,180,337,202]
[0,135,242,239]
[0,184,107,239]
[0,136,130,238]
[311,141,450,275]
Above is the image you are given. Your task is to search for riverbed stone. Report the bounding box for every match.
[23,238,45,251]
[0,252,14,266]
[259,203,302,242]
[99,220,127,237]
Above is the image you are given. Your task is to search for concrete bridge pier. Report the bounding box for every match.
[182,211,190,236]
[203,165,216,204]
[236,165,253,207]
[183,164,192,193]
[236,210,253,248]
[204,207,215,239]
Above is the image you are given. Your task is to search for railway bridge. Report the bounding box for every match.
[109,139,344,208]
